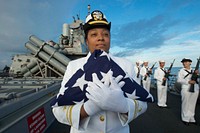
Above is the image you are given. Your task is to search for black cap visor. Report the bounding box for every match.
[83,22,111,34]
[181,58,192,63]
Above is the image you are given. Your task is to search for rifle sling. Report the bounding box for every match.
[184,69,193,79]
[160,68,167,74]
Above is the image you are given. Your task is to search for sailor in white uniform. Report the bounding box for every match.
[154,60,168,108]
[140,61,152,92]
[177,58,199,125]
[52,10,148,133]
[134,61,142,85]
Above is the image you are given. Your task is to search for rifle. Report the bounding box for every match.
[189,57,200,92]
[136,67,140,78]
[162,59,175,86]
[144,62,156,81]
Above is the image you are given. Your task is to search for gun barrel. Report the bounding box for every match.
[161,59,175,86]
[188,57,200,92]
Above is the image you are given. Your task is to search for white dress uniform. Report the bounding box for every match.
[134,65,141,85]
[52,53,147,133]
[140,66,151,92]
[154,67,168,107]
[177,68,199,123]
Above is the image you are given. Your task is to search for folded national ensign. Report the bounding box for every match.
[51,50,154,107]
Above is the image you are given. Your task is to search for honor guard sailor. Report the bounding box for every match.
[140,61,152,92]
[51,10,153,133]
[154,60,168,108]
[177,58,199,125]
[134,61,142,85]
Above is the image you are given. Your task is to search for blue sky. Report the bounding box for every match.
[0,0,200,69]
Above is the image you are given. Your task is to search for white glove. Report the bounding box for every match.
[83,99,101,116]
[86,73,129,113]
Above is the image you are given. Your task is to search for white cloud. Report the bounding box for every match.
[169,29,200,42]
[111,27,200,67]
[123,42,200,67]
[117,0,135,7]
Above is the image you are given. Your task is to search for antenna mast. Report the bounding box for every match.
[87,5,91,16]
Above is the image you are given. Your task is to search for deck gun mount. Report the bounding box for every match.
[9,14,89,78]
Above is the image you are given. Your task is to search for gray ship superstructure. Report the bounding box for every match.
[9,17,88,78]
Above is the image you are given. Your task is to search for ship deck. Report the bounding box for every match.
[45,87,200,133]
[0,77,62,133]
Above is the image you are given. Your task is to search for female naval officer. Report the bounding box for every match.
[52,10,148,133]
